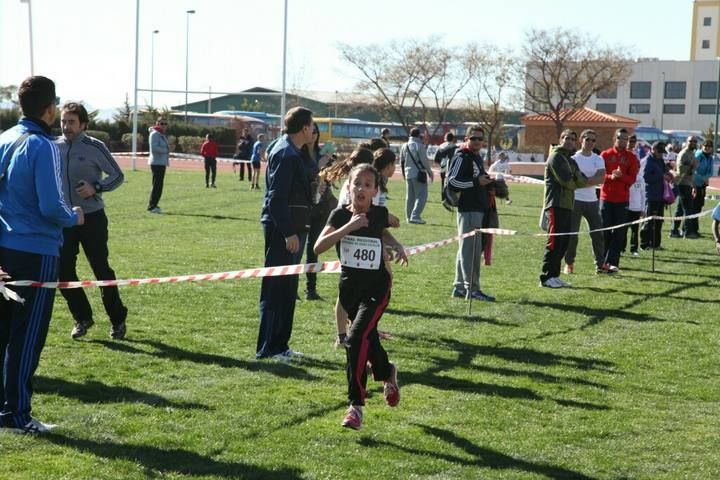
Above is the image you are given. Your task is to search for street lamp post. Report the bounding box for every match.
[184,9,196,124]
[714,57,720,147]
[20,0,35,75]
[150,29,159,109]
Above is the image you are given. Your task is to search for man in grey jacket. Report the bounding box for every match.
[400,128,433,224]
[147,117,169,213]
[56,102,128,340]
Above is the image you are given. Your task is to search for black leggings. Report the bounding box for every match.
[204,157,217,186]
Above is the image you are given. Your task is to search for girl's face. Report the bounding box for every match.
[381,162,395,179]
[348,170,378,209]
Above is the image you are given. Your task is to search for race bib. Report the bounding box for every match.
[340,235,382,270]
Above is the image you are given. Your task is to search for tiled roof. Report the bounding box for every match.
[522,107,640,125]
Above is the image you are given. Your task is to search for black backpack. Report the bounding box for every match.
[442,154,461,211]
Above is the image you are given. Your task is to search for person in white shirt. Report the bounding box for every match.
[488,151,513,204]
[563,129,606,274]
[623,153,647,256]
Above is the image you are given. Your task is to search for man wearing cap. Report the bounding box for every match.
[692,139,715,237]
[669,136,698,238]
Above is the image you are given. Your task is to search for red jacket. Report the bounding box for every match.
[200,140,218,158]
[600,147,639,202]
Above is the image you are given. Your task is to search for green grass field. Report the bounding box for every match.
[1,167,718,480]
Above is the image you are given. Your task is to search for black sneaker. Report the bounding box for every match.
[110,321,126,340]
[669,231,682,238]
[71,319,95,339]
[305,289,321,301]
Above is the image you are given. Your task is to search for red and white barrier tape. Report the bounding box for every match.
[0,207,713,301]
[112,152,251,164]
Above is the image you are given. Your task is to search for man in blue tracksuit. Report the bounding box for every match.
[0,77,83,434]
[257,107,314,361]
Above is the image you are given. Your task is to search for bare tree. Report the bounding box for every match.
[415,45,476,138]
[521,28,633,136]
[338,38,454,133]
[464,44,519,166]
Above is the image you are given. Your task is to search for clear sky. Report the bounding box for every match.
[0,0,696,112]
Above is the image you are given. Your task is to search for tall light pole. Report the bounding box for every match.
[184,9,196,124]
[714,57,720,148]
[20,0,34,75]
[131,0,140,171]
[150,29,159,109]
[280,0,288,122]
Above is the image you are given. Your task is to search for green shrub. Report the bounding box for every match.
[177,135,204,154]
[121,132,144,149]
[85,130,111,146]
[0,108,20,131]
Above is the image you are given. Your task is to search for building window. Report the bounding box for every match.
[595,103,616,113]
[664,81,686,99]
[700,81,718,99]
[704,16,712,26]
[699,104,716,115]
[663,104,685,114]
[630,82,651,99]
[596,87,617,99]
[703,40,711,49]
[629,104,651,114]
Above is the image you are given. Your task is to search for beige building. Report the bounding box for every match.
[691,0,720,60]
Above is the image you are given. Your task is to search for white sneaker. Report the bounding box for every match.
[540,277,563,288]
[555,277,572,288]
[271,352,291,363]
[284,349,304,359]
[2,418,57,434]
[149,207,163,214]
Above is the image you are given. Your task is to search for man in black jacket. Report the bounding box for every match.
[446,125,495,301]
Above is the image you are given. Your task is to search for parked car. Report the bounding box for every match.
[633,125,673,146]
[664,129,705,147]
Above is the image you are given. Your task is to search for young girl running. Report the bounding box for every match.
[314,164,408,430]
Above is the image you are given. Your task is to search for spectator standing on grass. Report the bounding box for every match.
[434,132,457,200]
[563,129,605,275]
[447,125,496,299]
[381,128,391,147]
[147,117,169,213]
[55,102,128,341]
[235,128,253,182]
[540,129,603,288]
[624,152,646,257]
[314,164,407,431]
[400,128,433,224]
[670,136,698,238]
[488,151,513,205]
[0,76,84,434]
[692,139,714,237]
[200,133,218,188]
[599,128,639,273]
[250,134,266,190]
[257,107,315,362]
[302,123,337,300]
[640,142,672,250]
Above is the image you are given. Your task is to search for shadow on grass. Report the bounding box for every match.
[243,400,348,440]
[394,337,611,410]
[44,434,302,479]
[358,424,598,480]
[385,308,515,326]
[163,212,256,223]
[92,339,335,380]
[35,376,208,410]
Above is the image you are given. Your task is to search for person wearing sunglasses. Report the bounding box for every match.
[598,128,640,273]
[147,117,170,213]
[563,129,606,275]
[447,125,495,300]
